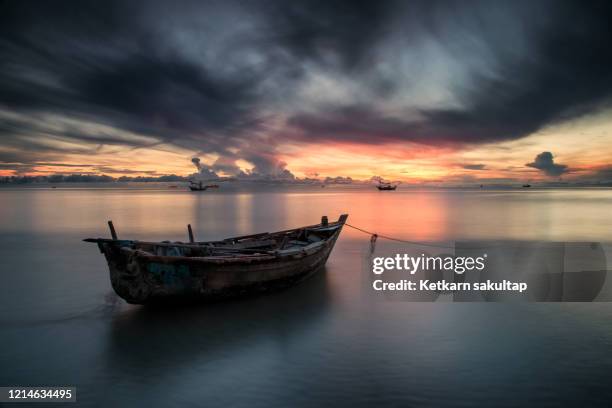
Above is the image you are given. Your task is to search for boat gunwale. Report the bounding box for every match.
[120,238,331,264]
[85,214,348,263]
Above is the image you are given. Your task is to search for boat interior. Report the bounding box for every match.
[147,223,341,258]
[86,215,347,258]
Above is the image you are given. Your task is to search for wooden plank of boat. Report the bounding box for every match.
[85,214,348,304]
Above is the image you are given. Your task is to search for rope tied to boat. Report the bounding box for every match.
[344,223,520,250]
[344,223,458,250]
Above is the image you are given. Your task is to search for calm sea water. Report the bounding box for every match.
[1,185,612,407]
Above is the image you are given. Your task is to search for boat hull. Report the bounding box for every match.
[94,219,345,304]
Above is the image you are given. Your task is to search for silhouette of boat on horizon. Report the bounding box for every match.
[85,214,348,304]
[522,184,532,188]
[189,180,219,191]
[376,182,397,191]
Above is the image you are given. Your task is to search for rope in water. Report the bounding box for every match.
[344,223,458,249]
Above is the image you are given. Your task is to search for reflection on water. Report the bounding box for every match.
[105,271,331,375]
[1,187,612,407]
[2,187,612,241]
[367,240,612,302]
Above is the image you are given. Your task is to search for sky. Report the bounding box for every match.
[1,0,612,184]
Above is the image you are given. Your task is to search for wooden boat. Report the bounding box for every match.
[189,181,211,191]
[376,182,397,191]
[84,214,348,304]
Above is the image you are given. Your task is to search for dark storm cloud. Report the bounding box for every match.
[258,0,394,69]
[1,0,612,174]
[526,152,569,177]
[284,1,612,146]
[0,2,263,139]
[0,0,266,165]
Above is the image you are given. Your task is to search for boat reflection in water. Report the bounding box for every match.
[105,267,333,375]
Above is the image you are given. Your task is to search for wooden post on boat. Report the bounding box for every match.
[108,220,118,240]
[188,224,194,243]
[321,216,328,226]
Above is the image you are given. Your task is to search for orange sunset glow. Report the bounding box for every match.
[2,1,612,187]
[3,108,612,185]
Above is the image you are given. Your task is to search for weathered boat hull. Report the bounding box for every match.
[90,215,347,304]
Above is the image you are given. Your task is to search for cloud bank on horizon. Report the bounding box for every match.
[1,0,612,183]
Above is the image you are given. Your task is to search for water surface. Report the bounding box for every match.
[1,186,612,407]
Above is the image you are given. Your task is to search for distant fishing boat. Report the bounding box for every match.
[189,181,218,191]
[376,182,397,191]
[84,214,348,304]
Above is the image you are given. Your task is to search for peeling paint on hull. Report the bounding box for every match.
[89,216,347,304]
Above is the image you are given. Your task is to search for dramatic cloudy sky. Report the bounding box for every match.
[2,0,612,183]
